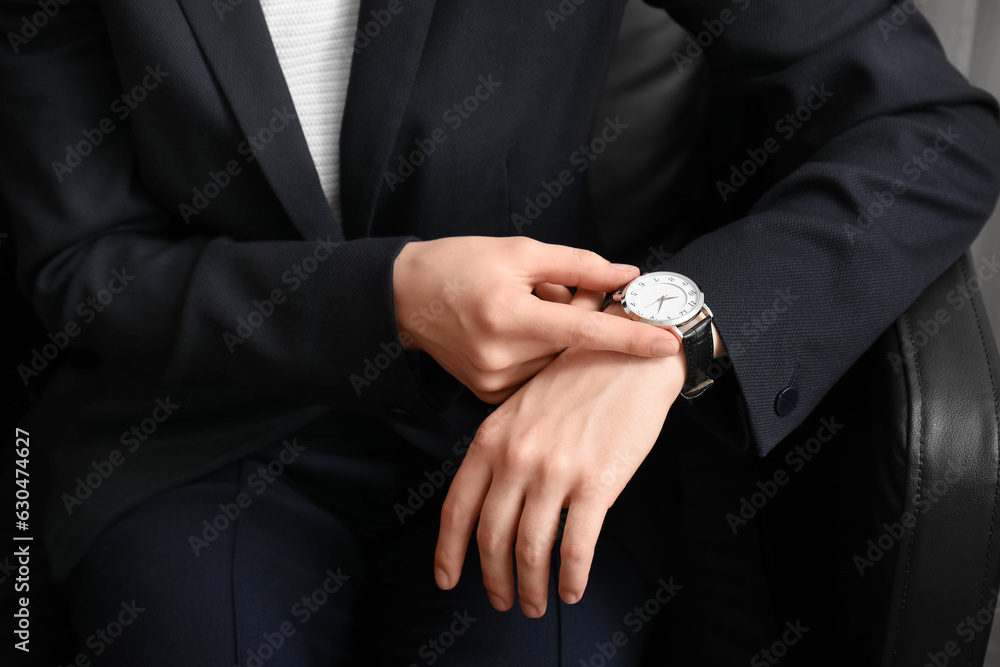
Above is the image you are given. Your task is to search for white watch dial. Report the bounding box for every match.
[622,271,704,326]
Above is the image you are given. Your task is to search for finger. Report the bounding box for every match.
[520,299,680,357]
[569,287,604,312]
[435,459,492,591]
[558,499,609,605]
[524,242,639,293]
[515,491,564,618]
[477,483,525,612]
[534,282,573,304]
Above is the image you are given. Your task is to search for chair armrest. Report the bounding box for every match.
[880,253,1000,666]
[759,253,1000,665]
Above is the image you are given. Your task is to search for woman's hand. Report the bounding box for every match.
[392,236,680,403]
[433,343,686,617]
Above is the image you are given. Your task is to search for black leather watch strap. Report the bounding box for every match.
[602,287,625,312]
[681,315,714,399]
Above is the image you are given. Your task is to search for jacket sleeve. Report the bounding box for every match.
[644,0,1000,455]
[0,0,428,422]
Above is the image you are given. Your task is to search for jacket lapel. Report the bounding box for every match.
[176,0,338,241]
[339,0,439,239]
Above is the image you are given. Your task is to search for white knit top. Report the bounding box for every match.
[259,0,362,221]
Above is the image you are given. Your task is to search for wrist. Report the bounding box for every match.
[392,241,425,351]
[711,321,726,359]
[603,297,723,400]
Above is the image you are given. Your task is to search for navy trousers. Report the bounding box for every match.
[66,400,776,665]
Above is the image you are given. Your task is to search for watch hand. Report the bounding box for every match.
[644,295,666,310]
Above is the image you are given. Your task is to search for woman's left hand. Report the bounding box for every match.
[433,340,686,618]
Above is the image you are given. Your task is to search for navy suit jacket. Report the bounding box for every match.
[1,0,998,579]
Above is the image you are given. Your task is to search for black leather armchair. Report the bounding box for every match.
[761,253,1000,666]
[590,3,1000,665]
[2,3,998,666]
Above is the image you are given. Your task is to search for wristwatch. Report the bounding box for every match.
[605,271,716,399]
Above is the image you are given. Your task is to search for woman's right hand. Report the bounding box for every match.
[392,236,680,403]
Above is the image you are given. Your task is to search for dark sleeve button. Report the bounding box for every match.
[774,387,800,417]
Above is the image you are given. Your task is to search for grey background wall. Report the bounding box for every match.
[921,3,1000,662]
[923,1,1000,349]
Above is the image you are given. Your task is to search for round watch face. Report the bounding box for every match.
[622,271,704,326]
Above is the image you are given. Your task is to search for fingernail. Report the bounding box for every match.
[489,594,507,610]
[652,339,677,357]
[562,591,581,605]
[611,263,637,271]
[435,567,451,590]
[522,603,541,618]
